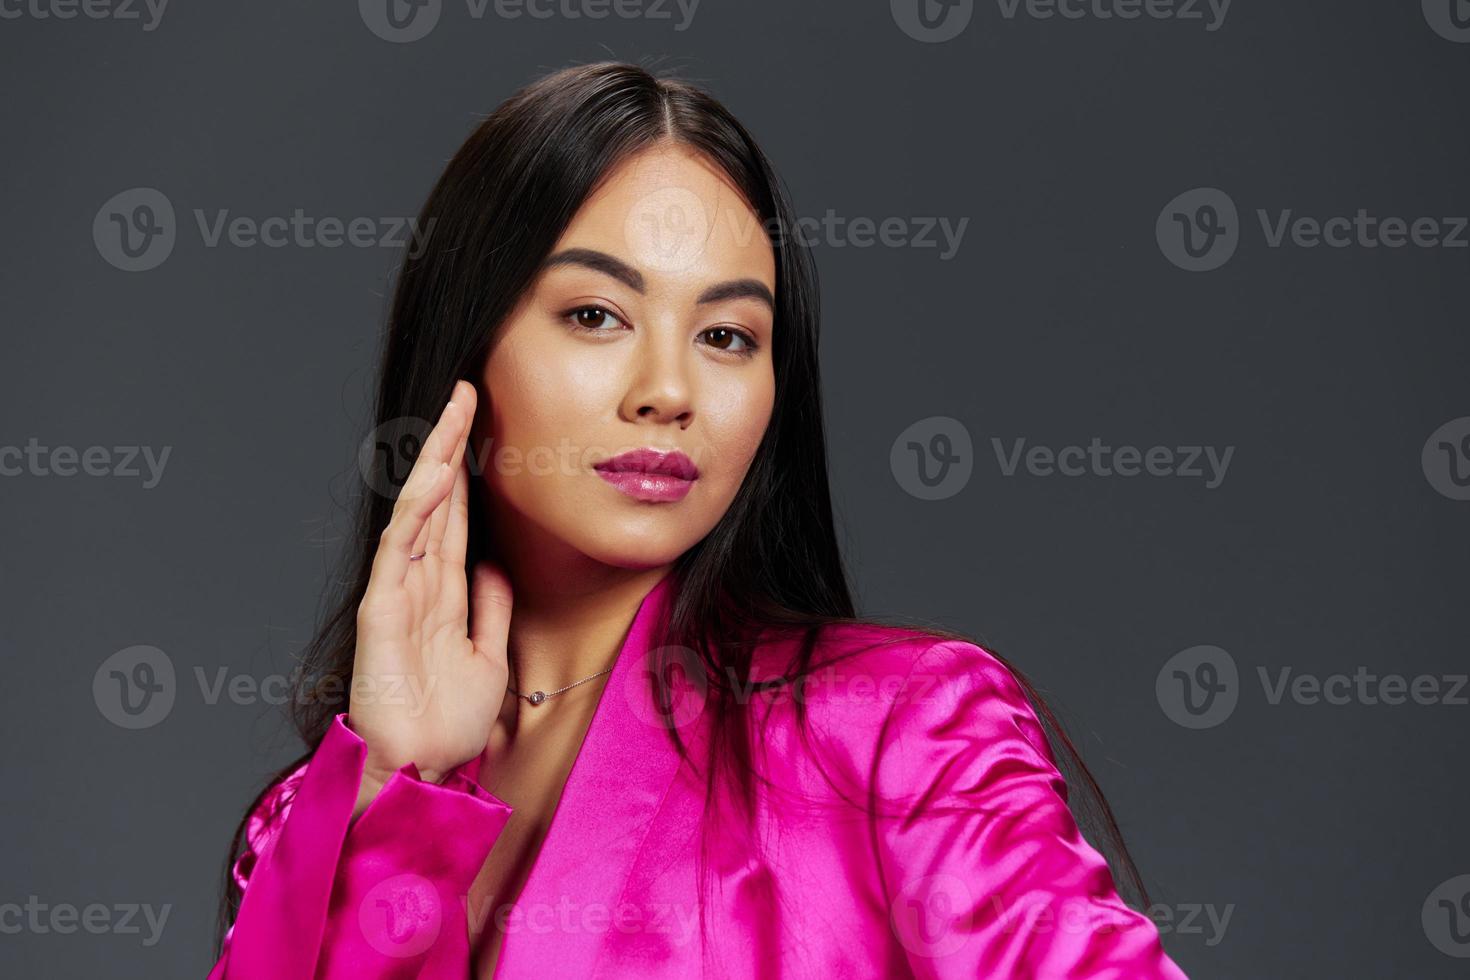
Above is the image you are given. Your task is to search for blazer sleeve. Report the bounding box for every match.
[206,713,512,980]
[870,640,1189,979]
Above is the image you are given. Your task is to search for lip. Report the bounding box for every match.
[593,448,699,502]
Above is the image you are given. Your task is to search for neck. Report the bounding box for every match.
[500,562,673,701]
[480,485,675,707]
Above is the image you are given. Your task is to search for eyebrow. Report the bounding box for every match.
[541,247,775,312]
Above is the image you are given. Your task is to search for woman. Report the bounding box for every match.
[208,61,1188,979]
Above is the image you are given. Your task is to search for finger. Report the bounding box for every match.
[440,452,471,573]
[426,383,477,557]
[395,384,468,515]
[434,457,473,629]
[468,561,513,658]
[407,383,472,558]
[368,459,454,593]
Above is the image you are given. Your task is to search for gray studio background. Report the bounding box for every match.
[2,2,1467,977]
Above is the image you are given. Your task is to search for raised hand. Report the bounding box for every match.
[348,380,513,816]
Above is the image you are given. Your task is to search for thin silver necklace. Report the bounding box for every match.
[507,663,616,706]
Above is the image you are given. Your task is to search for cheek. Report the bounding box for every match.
[482,335,617,459]
[699,370,774,486]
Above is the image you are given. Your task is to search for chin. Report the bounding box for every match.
[574,531,700,570]
[508,486,727,568]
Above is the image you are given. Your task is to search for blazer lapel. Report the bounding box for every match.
[494,569,689,977]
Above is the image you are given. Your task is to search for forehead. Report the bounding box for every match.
[551,144,776,292]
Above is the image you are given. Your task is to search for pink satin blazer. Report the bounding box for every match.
[207,571,1188,978]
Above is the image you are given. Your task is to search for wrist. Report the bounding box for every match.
[353,766,389,821]
[353,761,451,821]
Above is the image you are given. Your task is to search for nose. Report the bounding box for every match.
[620,323,694,429]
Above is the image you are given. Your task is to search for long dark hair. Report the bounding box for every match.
[217,59,1152,950]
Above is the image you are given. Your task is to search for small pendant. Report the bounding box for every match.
[527,690,547,705]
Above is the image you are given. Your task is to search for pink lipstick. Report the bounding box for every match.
[593,448,699,502]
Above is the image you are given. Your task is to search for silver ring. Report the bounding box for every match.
[408,551,427,561]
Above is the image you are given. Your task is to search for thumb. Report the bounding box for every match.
[468,561,513,657]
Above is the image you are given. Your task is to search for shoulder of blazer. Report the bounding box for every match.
[744,624,1039,790]
[751,620,1018,705]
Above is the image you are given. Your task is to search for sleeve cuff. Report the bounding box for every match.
[333,712,513,891]
[222,712,514,977]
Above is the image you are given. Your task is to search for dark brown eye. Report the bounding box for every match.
[702,326,756,354]
[563,306,626,333]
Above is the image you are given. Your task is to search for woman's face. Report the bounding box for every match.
[474,143,777,573]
